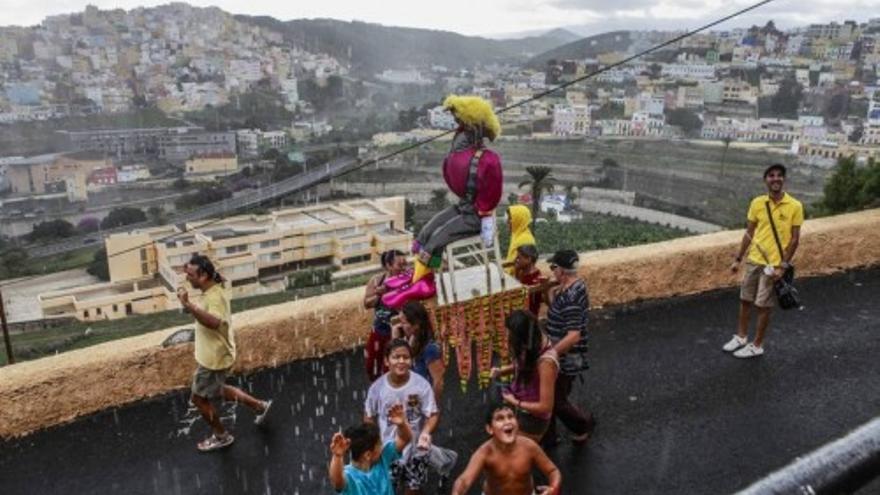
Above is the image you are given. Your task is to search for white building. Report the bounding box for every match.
[528,71,547,89]
[261,131,287,150]
[428,106,456,130]
[117,165,151,183]
[799,115,825,127]
[236,130,261,158]
[552,105,591,136]
[376,69,431,85]
[540,194,567,215]
[661,64,716,81]
[280,78,299,110]
[637,93,665,116]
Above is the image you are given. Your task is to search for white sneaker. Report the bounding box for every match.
[722,335,747,352]
[733,343,764,358]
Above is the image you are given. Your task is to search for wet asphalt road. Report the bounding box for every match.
[1,268,879,495]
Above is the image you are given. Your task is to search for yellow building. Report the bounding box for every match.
[40,197,412,322]
[184,153,238,181]
[598,52,625,66]
[4,152,109,196]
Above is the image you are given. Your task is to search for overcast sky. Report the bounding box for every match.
[1,0,879,37]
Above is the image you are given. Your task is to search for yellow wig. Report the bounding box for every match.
[443,95,502,141]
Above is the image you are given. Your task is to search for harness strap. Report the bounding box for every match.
[463,148,484,205]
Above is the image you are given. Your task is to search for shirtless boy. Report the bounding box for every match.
[451,404,561,495]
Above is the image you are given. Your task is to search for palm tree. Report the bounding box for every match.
[519,166,556,217]
[720,136,733,178]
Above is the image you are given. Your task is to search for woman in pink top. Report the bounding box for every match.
[490,310,559,443]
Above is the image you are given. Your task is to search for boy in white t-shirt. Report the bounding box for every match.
[365,339,439,493]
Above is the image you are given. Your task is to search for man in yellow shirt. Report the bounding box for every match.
[725,164,803,358]
[177,254,272,451]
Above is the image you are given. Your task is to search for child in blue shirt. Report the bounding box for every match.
[329,403,413,495]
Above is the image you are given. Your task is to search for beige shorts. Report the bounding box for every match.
[191,365,229,399]
[740,263,777,308]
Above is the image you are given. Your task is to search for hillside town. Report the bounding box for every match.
[0,7,878,203]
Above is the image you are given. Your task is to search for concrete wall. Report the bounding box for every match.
[1,209,878,439]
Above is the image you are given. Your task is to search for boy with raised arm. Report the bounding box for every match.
[452,404,561,495]
[329,403,412,494]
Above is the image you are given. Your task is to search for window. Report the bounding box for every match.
[96,308,102,315]
[125,303,133,315]
[84,310,90,318]
[259,239,280,249]
[113,304,118,313]
[225,244,247,255]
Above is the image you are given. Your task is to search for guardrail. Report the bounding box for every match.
[736,416,880,495]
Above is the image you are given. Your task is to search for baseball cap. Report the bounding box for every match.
[763,163,786,178]
[546,249,579,270]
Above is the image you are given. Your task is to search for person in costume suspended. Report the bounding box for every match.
[382,95,504,310]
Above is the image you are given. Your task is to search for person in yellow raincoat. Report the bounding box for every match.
[505,204,536,275]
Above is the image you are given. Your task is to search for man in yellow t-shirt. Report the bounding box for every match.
[724,164,804,359]
[178,254,272,452]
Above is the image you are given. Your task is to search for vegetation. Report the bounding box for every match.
[242,16,572,75]
[185,83,294,131]
[666,108,703,136]
[0,246,99,281]
[498,211,690,255]
[519,166,557,217]
[27,219,76,242]
[86,248,110,281]
[175,184,233,210]
[101,207,147,229]
[77,217,100,233]
[591,101,625,120]
[768,76,802,118]
[814,156,880,215]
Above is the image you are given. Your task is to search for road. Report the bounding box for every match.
[0,268,878,494]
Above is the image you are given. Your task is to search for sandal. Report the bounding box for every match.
[197,433,234,452]
[571,431,591,444]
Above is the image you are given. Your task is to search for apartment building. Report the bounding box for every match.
[552,104,591,136]
[57,127,200,157]
[158,131,237,163]
[39,197,411,322]
[4,152,109,197]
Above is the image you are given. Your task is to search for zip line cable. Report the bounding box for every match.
[1,0,774,289]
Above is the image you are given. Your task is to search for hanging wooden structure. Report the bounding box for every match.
[426,233,528,391]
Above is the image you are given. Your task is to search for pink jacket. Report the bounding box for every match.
[442,147,503,216]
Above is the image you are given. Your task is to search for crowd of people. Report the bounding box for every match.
[171,93,804,494]
[334,187,596,494]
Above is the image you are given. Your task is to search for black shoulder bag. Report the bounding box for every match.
[765,201,801,310]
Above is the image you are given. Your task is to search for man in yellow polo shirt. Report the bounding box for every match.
[177,254,272,451]
[724,163,803,358]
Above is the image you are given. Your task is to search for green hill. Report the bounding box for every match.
[525,30,634,68]
[236,16,574,74]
